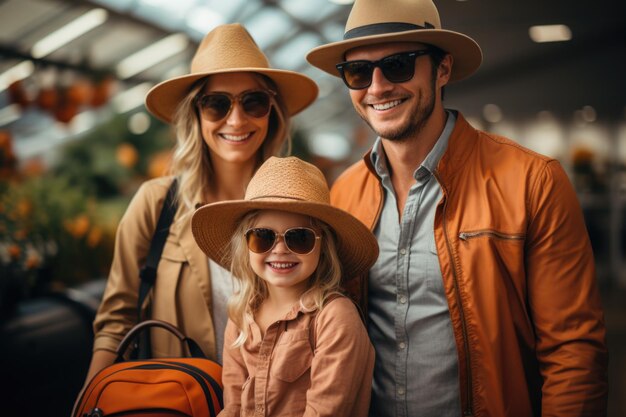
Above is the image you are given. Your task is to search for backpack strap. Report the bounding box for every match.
[135,178,179,358]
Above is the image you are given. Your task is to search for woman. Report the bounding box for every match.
[84,23,318,382]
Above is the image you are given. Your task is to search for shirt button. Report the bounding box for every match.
[399,248,406,255]
[399,296,407,304]
[397,388,405,396]
[399,342,406,350]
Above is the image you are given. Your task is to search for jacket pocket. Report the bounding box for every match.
[271,330,312,382]
[458,229,525,242]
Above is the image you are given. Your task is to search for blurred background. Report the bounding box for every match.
[0,0,624,416]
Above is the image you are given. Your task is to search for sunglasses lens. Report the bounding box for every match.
[198,91,271,121]
[241,91,271,118]
[284,228,317,254]
[341,61,374,89]
[199,94,232,121]
[246,228,276,254]
[380,53,416,83]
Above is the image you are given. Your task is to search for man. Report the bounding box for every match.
[306,0,608,416]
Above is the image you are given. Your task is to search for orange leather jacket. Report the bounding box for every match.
[330,113,608,417]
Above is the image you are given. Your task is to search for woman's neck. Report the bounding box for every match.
[205,157,258,202]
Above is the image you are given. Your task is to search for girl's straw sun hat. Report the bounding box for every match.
[146,23,318,123]
[192,157,379,279]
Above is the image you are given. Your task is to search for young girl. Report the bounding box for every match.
[192,156,379,417]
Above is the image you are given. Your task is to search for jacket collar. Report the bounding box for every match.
[361,111,477,189]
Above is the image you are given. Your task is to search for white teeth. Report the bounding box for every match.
[372,100,402,111]
[221,133,250,141]
[268,262,296,269]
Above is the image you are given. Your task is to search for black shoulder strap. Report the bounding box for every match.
[135,178,178,358]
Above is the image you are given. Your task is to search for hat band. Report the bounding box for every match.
[248,195,308,202]
[344,21,435,40]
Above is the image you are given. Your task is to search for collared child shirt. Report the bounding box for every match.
[219,296,374,417]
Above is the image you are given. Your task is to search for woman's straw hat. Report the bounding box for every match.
[192,157,379,279]
[306,0,482,83]
[146,23,318,123]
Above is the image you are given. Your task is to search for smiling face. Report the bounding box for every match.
[199,72,271,166]
[248,210,321,297]
[345,42,451,142]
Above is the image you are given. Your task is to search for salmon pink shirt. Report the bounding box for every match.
[218,296,374,417]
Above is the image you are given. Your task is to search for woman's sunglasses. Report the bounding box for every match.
[245,227,321,255]
[196,89,275,122]
[335,49,432,90]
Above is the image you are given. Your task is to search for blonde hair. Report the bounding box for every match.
[168,74,291,216]
[227,211,343,347]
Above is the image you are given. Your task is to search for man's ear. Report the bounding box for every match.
[437,54,453,87]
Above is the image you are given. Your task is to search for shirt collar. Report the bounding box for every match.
[370,109,457,180]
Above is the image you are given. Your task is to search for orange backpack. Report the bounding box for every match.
[73,320,223,417]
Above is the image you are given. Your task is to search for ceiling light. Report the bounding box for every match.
[528,24,572,43]
[483,104,503,123]
[186,7,224,33]
[308,131,351,161]
[31,8,108,58]
[0,61,35,92]
[0,104,22,126]
[116,33,189,79]
[113,82,153,113]
[128,112,151,135]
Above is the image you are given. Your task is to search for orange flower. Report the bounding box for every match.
[8,244,21,260]
[14,229,27,240]
[25,253,41,269]
[16,199,33,218]
[65,214,90,238]
[87,227,103,248]
[116,143,139,168]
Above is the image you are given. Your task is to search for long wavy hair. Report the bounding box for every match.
[227,211,343,347]
[168,73,290,216]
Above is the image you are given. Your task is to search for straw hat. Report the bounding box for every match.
[306,0,482,82]
[146,23,318,123]
[192,157,379,279]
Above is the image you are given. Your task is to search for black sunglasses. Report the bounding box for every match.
[336,50,432,90]
[245,227,321,255]
[195,89,275,122]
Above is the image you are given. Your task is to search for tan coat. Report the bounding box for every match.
[93,176,219,359]
[331,113,608,416]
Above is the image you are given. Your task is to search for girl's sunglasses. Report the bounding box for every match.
[196,89,275,122]
[335,49,432,90]
[245,227,320,255]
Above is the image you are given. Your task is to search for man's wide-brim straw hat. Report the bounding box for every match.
[192,157,379,279]
[146,23,318,123]
[306,0,482,83]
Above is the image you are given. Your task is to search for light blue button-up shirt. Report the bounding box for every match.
[368,110,460,417]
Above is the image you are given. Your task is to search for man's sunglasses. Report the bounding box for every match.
[245,227,321,255]
[336,49,432,90]
[195,89,275,122]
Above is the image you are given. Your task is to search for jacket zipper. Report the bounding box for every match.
[459,230,525,241]
[435,172,474,417]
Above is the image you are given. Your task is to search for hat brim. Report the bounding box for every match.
[192,199,379,280]
[306,29,482,83]
[145,68,319,123]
